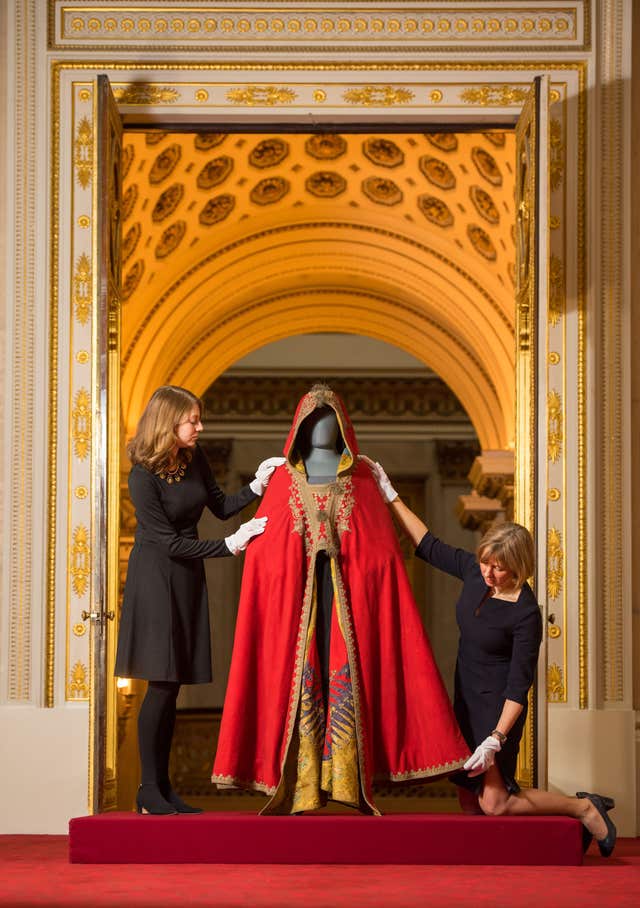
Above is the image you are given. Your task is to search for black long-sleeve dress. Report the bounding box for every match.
[114,444,258,684]
[415,531,542,793]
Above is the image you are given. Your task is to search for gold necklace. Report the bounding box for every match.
[157,451,192,484]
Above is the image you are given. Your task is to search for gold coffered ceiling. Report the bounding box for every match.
[121,130,516,448]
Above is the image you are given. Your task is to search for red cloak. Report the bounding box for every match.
[212,385,469,813]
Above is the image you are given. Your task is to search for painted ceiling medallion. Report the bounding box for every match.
[152,183,184,222]
[155,220,187,259]
[419,155,456,190]
[305,134,347,160]
[469,186,500,225]
[199,194,236,226]
[417,195,454,227]
[250,177,290,205]
[249,138,289,168]
[121,222,141,264]
[361,176,402,205]
[121,144,135,180]
[197,155,234,190]
[121,259,145,301]
[149,143,182,185]
[483,131,507,148]
[362,137,404,168]
[467,223,497,261]
[145,131,167,146]
[471,146,503,186]
[194,133,228,151]
[122,183,138,222]
[425,133,458,153]
[305,171,347,198]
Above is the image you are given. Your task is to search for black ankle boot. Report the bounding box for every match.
[136,783,178,815]
[159,780,203,814]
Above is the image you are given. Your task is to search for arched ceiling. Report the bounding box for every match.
[120,129,516,448]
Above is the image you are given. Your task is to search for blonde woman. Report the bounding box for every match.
[115,385,282,816]
[364,457,617,857]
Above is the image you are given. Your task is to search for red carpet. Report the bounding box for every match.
[68,812,583,866]
[0,835,639,907]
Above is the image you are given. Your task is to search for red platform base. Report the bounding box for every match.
[69,812,583,866]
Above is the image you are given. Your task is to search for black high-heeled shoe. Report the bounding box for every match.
[159,781,203,814]
[136,783,178,815]
[576,792,615,853]
[578,792,617,857]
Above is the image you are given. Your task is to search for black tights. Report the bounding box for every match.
[138,681,180,788]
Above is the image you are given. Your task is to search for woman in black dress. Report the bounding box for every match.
[115,385,283,816]
[364,457,617,857]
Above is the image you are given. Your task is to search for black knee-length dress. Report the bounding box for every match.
[115,444,257,684]
[415,531,542,793]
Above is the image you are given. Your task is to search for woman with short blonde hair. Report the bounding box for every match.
[363,456,617,857]
[115,385,284,815]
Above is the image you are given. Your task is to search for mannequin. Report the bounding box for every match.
[296,405,343,484]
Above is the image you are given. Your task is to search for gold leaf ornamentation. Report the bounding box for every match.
[226,86,297,106]
[361,176,402,206]
[305,134,347,160]
[74,117,93,189]
[199,194,235,226]
[362,137,404,168]
[68,661,89,700]
[417,195,454,227]
[549,255,565,327]
[469,186,500,225]
[113,85,179,105]
[305,171,347,198]
[73,253,92,325]
[343,86,414,106]
[70,525,90,598]
[547,390,563,463]
[121,259,145,302]
[467,224,497,261]
[250,177,290,205]
[249,138,290,169]
[194,133,228,151]
[550,118,565,191]
[72,389,91,460]
[547,527,564,600]
[547,663,565,702]
[460,85,529,107]
[419,155,456,190]
[155,220,187,259]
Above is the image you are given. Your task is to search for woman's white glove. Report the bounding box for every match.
[360,455,399,503]
[463,735,502,777]
[249,457,286,496]
[225,516,268,555]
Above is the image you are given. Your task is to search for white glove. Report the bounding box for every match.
[463,735,502,777]
[225,516,268,555]
[249,457,286,496]
[360,455,399,503]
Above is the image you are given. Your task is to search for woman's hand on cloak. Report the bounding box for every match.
[225,516,268,555]
[249,457,287,495]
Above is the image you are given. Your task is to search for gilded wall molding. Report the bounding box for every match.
[48,2,589,53]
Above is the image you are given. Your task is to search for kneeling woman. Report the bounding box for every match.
[115,385,282,816]
[366,459,617,857]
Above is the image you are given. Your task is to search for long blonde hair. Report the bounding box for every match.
[476,522,534,588]
[127,386,203,472]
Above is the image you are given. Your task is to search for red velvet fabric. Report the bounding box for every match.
[68,813,584,865]
[212,386,469,808]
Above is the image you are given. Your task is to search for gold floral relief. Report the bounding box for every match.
[547,528,564,600]
[72,389,91,460]
[121,259,145,302]
[549,255,565,327]
[469,186,500,225]
[227,86,297,106]
[467,224,497,261]
[549,118,565,191]
[68,661,89,700]
[196,156,234,190]
[73,253,92,325]
[113,84,179,105]
[305,172,347,198]
[199,194,235,226]
[471,147,503,186]
[194,133,228,152]
[547,663,565,702]
[122,183,138,221]
[151,183,184,222]
[343,86,414,106]
[361,176,402,205]
[155,220,187,259]
[306,134,347,160]
[250,177,290,205]
[417,194,454,227]
[460,85,529,107]
[419,155,456,190]
[74,116,93,189]
[70,525,90,598]
[425,133,458,153]
[362,137,404,168]
[249,138,289,168]
[149,143,182,185]
[547,391,563,463]
[121,222,141,265]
